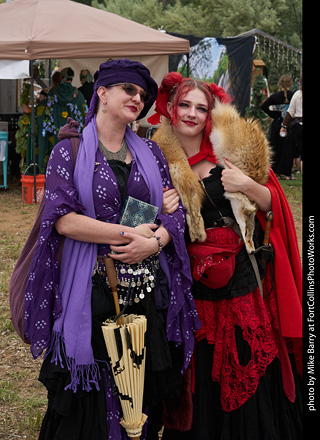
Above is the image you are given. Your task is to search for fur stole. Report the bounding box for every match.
[210,101,272,251]
[152,102,272,252]
[152,118,207,242]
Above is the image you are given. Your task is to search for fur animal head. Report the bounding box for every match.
[210,100,272,184]
[209,101,272,252]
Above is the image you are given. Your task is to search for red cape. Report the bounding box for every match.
[187,138,302,339]
[257,169,302,339]
[187,136,302,340]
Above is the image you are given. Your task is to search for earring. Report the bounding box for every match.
[101,102,107,113]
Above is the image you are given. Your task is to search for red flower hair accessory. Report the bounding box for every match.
[147,72,185,125]
[208,82,232,104]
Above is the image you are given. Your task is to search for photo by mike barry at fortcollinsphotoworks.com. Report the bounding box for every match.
[305,215,317,419]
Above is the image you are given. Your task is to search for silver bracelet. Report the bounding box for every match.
[152,234,163,256]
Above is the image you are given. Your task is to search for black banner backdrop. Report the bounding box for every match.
[168,33,255,116]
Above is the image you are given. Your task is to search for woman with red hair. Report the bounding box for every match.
[148,72,302,440]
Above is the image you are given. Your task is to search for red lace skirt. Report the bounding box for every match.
[193,227,280,412]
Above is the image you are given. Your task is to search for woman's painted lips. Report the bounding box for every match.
[183,120,197,126]
[127,105,138,112]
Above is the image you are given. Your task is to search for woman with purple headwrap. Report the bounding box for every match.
[24,59,201,439]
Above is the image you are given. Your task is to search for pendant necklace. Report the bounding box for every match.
[98,138,128,162]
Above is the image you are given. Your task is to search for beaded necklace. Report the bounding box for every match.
[98,138,128,162]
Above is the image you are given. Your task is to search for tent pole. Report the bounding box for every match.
[48,59,52,85]
[30,60,37,204]
[187,53,190,77]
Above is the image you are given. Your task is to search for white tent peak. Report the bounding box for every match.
[0,0,189,60]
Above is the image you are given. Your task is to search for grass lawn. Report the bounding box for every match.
[0,173,302,439]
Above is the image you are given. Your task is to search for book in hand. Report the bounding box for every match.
[119,196,158,227]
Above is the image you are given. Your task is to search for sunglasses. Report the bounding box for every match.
[109,83,152,104]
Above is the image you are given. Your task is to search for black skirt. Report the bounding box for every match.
[162,338,302,440]
[38,270,183,440]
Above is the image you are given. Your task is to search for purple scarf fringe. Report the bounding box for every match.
[45,330,101,393]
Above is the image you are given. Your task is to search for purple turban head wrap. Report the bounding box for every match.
[86,58,158,124]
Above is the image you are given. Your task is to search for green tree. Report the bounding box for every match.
[92,0,203,32]
[246,74,269,130]
[92,0,302,48]
[92,0,302,89]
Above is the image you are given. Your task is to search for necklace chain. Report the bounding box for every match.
[98,138,128,162]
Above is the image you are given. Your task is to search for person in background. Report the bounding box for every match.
[49,69,62,88]
[36,67,87,171]
[37,70,63,102]
[280,78,303,175]
[78,68,94,106]
[24,59,200,440]
[261,74,294,179]
[21,70,62,113]
[18,69,64,172]
[148,72,302,440]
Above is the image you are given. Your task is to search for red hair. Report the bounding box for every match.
[148,72,232,137]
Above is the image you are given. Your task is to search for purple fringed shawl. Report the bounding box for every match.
[24,117,201,393]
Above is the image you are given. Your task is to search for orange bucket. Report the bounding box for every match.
[21,174,46,204]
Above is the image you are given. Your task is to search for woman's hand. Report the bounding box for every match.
[279,127,287,137]
[109,232,159,264]
[221,159,251,193]
[133,223,157,238]
[21,103,31,114]
[162,187,180,214]
[221,159,272,212]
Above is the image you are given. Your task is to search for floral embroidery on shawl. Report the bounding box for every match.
[24,134,200,389]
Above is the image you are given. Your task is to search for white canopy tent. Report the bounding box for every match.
[0,0,189,201]
[0,60,30,79]
[0,0,189,59]
[0,0,190,118]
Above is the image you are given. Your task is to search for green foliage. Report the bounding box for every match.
[77,1,304,97]
[92,0,302,49]
[199,0,281,37]
[92,0,203,31]
[245,74,269,131]
[92,0,302,89]
[15,83,32,158]
[15,115,30,156]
